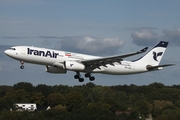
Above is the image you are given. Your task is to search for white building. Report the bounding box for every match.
[14,103,37,112]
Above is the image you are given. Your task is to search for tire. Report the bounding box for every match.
[79,78,84,82]
[90,76,95,81]
[20,66,24,69]
[74,75,80,79]
[85,73,90,78]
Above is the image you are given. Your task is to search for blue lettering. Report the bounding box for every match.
[45,51,52,57]
[27,48,30,54]
[30,49,34,54]
[39,51,45,56]
[27,48,59,58]
[34,50,39,55]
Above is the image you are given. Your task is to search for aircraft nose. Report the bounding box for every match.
[4,50,8,55]
[4,50,10,56]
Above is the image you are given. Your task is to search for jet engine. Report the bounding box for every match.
[65,61,85,71]
[46,66,67,74]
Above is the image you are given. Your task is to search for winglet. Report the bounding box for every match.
[140,47,148,52]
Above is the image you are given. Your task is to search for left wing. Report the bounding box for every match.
[81,47,148,68]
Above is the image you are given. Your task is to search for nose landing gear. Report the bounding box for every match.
[20,61,24,69]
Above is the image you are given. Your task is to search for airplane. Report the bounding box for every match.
[4,41,174,82]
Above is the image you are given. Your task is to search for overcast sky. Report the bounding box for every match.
[0,0,180,86]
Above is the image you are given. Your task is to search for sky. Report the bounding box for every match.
[0,0,180,86]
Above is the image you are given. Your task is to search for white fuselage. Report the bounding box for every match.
[4,46,148,75]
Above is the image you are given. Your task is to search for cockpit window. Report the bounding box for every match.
[9,48,16,50]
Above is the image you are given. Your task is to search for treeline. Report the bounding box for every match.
[0,82,180,120]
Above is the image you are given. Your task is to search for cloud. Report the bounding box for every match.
[162,29,180,47]
[131,28,159,46]
[2,37,23,39]
[41,36,124,56]
[123,26,156,31]
[131,27,180,47]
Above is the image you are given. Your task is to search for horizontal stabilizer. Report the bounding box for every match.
[146,64,175,71]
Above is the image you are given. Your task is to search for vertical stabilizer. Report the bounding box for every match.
[134,41,168,66]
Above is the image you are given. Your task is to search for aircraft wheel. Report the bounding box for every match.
[74,75,80,79]
[89,76,95,81]
[79,78,84,82]
[20,61,24,69]
[20,65,24,69]
[85,73,90,78]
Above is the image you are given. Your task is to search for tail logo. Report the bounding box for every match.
[153,51,163,62]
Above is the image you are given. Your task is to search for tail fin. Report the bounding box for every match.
[134,41,169,66]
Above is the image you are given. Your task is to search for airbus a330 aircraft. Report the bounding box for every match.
[4,41,173,82]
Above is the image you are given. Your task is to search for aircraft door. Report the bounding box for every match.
[21,47,27,55]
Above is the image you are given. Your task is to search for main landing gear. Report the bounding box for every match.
[74,72,84,82]
[20,61,24,69]
[85,73,95,81]
[74,72,95,82]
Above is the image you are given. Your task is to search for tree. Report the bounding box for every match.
[30,92,45,105]
[7,89,29,103]
[91,86,106,102]
[149,82,165,88]
[152,100,174,118]
[65,91,84,112]
[47,93,65,107]
[87,102,111,114]
[13,82,34,93]
[52,85,70,94]
[0,96,15,111]
[35,84,53,97]
[0,86,11,98]
[15,89,29,103]
[85,82,96,88]
[135,100,151,118]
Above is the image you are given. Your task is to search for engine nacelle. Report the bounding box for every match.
[65,61,85,71]
[46,66,67,74]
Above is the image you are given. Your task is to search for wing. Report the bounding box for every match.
[81,47,148,68]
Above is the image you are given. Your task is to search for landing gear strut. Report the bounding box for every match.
[74,72,84,82]
[20,61,24,69]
